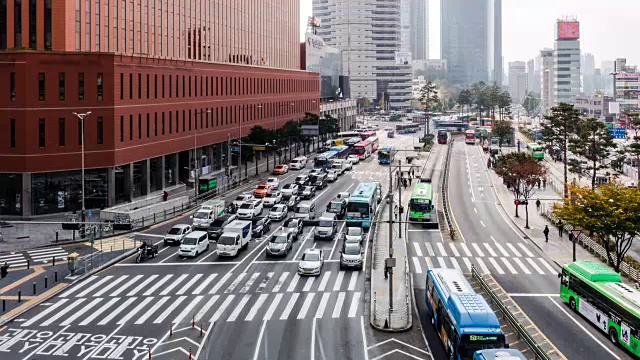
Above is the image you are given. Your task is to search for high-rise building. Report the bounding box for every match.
[541,49,555,114]
[553,19,581,104]
[314,0,412,108]
[401,0,428,60]
[508,61,528,103]
[0,0,319,217]
[526,59,536,93]
[601,60,615,95]
[581,53,596,95]
[441,0,502,86]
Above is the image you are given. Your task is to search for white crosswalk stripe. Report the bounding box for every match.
[286,274,300,292]
[315,293,331,318]
[173,296,203,324]
[93,275,129,297]
[160,274,189,295]
[257,273,274,293]
[225,273,247,294]
[245,294,269,321]
[193,274,218,295]
[112,275,144,296]
[483,243,497,257]
[449,243,460,257]
[228,295,251,322]
[176,274,203,295]
[98,297,137,325]
[488,258,504,275]
[513,258,531,274]
[412,257,422,274]
[459,243,472,257]
[297,293,316,319]
[211,295,235,322]
[135,296,170,324]
[80,298,119,325]
[60,276,98,298]
[333,271,345,291]
[210,273,233,294]
[127,275,158,296]
[462,258,473,271]
[476,258,490,274]
[348,292,361,317]
[263,293,283,321]
[411,255,558,276]
[538,258,557,273]
[272,272,289,293]
[195,295,219,322]
[526,258,545,275]
[425,243,435,257]
[348,272,358,291]
[413,243,423,257]
[41,298,86,326]
[240,272,261,293]
[436,243,448,256]
[317,271,331,292]
[28,247,68,263]
[0,253,28,267]
[437,257,447,268]
[23,299,70,327]
[143,275,173,296]
[153,296,187,324]
[506,243,522,257]
[332,292,346,318]
[61,298,103,326]
[493,242,510,257]
[518,243,535,257]
[425,257,434,270]
[302,276,315,292]
[471,243,485,257]
[280,293,300,320]
[501,258,518,274]
[117,297,155,325]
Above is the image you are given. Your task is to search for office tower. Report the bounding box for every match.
[554,19,581,104]
[509,61,528,103]
[541,49,555,114]
[581,53,595,95]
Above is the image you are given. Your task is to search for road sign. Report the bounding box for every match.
[231,146,240,152]
[87,210,92,217]
[253,146,266,151]
[301,125,319,136]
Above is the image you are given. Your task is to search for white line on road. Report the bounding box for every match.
[412,242,423,257]
[507,293,559,297]
[280,293,300,320]
[263,293,284,321]
[294,227,315,260]
[253,319,268,360]
[210,295,234,323]
[134,297,170,324]
[480,220,486,227]
[311,317,317,360]
[474,207,478,213]
[360,316,370,360]
[227,294,251,322]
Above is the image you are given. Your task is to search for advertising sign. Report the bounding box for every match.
[395,51,412,65]
[557,21,580,40]
[609,102,620,114]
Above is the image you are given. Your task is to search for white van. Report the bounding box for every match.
[179,231,210,257]
[294,201,316,220]
[289,156,308,170]
[217,220,252,257]
[191,209,215,229]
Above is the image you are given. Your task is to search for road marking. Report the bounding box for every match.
[210,295,235,322]
[159,250,179,263]
[480,220,486,227]
[493,242,510,257]
[333,271,345,291]
[280,293,300,320]
[197,249,218,262]
[225,273,247,294]
[40,298,86,326]
[111,274,143,296]
[297,293,316,319]
[256,272,274,293]
[462,257,473,272]
[286,274,301,292]
[518,243,534,257]
[60,298,103,326]
[117,297,155,325]
[126,275,159,296]
[317,271,331,292]
[538,258,557,274]
[195,295,220,322]
[153,296,187,324]
[272,272,289,292]
[245,294,269,321]
[348,271,359,291]
[76,276,113,297]
[526,258,545,274]
[210,273,233,294]
[134,296,170,324]
[513,258,531,274]
[424,243,435,257]
[227,294,252,322]
[476,258,490,274]
[263,293,284,321]
[436,243,447,256]
[253,320,268,360]
[474,207,478,213]
[98,297,138,325]
[488,258,505,275]
[425,257,434,270]
[412,243,423,257]
[459,243,472,257]
[311,316,317,360]
[483,243,497,257]
[412,257,422,274]
[176,273,204,295]
[240,272,261,293]
[315,292,331,318]
[501,258,518,274]
[508,293,559,297]
[172,295,204,324]
[506,243,522,257]
[471,243,485,257]
[302,276,316,292]
[333,292,346,318]
[348,292,361,317]
[79,298,119,325]
[449,243,460,257]
[93,275,129,297]
[193,274,218,294]
[294,227,315,260]
[159,274,190,295]
[437,257,446,268]
[143,274,173,296]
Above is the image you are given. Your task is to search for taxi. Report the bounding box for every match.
[272,164,289,175]
[253,183,273,198]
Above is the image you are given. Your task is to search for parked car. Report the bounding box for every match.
[266,177,280,190]
[283,218,303,240]
[326,198,347,219]
[282,194,301,211]
[300,186,316,199]
[206,214,238,240]
[263,191,283,207]
[347,154,361,164]
[179,231,210,257]
[251,216,272,237]
[343,227,365,245]
[272,164,289,175]
[281,183,299,197]
[232,193,254,208]
[298,249,324,276]
[253,184,272,198]
[326,169,339,182]
[340,242,364,270]
[164,224,192,245]
[269,204,289,221]
[236,199,264,220]
[266,231,294,257]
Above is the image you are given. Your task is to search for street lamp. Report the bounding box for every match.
[72,111,91,227]
[194,109,211,195]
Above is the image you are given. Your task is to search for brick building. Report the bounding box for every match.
[0,0,319,217]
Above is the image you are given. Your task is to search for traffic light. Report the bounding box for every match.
[514,200,529,206]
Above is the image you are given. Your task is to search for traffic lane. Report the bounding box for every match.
[413,287,449,360]
[514,295,633,360]
[464,142,497,204]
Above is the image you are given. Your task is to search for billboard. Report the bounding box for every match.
[395,51,412,65]
[557,21,580,40]
[609,102,620,115]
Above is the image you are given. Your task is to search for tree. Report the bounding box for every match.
[491,120,513,147]
[627,114,640,187]
[553,182,640,273]
[457,89,472,117]
[494,152,547,228]
[497,91,512,121]
[541,103,581,197]
[419,81,439,137]
[356,97,371,110]
[522,92,541,116]
[568,117,616,189]
[471,81,489,125]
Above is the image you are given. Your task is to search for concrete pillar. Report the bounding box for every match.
[161,156,166,189]
[21,173,32,217]
[174,154,180,186]
[145,159,151,195]
[127,163,134,201]
[107,167,116,207]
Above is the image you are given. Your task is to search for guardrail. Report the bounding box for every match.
[471,265,551,360]
[441,138,455,235]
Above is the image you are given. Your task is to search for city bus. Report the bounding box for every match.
[560,260,640,356]
[378,145,396,164]
[329,145,351,159]
[366,136,379,152]
[346,182,379,228]
[465,130,476,145]
[472,349,527,360]
[352,139,373,159]
[426,268,506,359]
[396,123,420,134]
[337,131,361,139]
[359,131,377,140]
[437,130,448,144]
[344,137,362,147]
[527,142,544,160]
[409,182,436,226]
[314,151,339,170]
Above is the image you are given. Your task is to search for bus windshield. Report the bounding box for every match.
[410,199,431,212]
[347,201,369,216]
[459,334,505,358]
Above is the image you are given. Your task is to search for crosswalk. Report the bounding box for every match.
[86,236,138,252]
[27,247,68,263]
[0,253,28,268]
[22,290,362,327]
[349,170,387,181]
[410,241,559,276]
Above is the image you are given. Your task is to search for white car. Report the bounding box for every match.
[331,163,345,176]
[236,199,264,220]
[163,224,192,245]
[178,231,209,257]
[232,193,254,208]
[298,249,324,276]
[263,191,283,207]
[191,209,216,229]
[269,204,289,221]
[347,155,361,164]
[344,227,365,244]
[281,183,299,197]
[326,169,338,182]
[266,177,280,190]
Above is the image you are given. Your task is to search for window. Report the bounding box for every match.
[97,117,103,144]
[162,75,165,98]
[154,74,157,98]
[182,110,185,131]
[44,0,51,50]
[146,113,149,137]
[38,118,45,147]
[182,75,185,97]
[120,73,123,99]
[129,73,132,99]
[189,76,191,97]
[175,111,178,133]
[38,72,45,101]
[138,73,141,99]
[95,0,100,50]
[9,72,15,101]
[28,0,35,49]
[97,73,103,100]
[14,0,21,47]
[154,113,157,136]
[58,73,65,101]
[119,116,124,142]
[78,72,84,100]
[129,115,133,140]
[146,74,149,99]
[138,114,141,139]
[175,75,178,97]
[0,0,7,50]
[10,119,15,148]
[189,110,192,130]
[169,75,172,97]
[58,118,65,146]
[162,112,165,135]
[169,112,172,134]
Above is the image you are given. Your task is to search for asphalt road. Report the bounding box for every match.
[0,127,435,360]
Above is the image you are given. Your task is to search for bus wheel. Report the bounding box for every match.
[569,297,577,312]
[609,328,618,345]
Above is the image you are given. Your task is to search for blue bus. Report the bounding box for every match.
[314,151,339,169]
[426,268,506,359]
[378,145,396,164]
[346,182,380,228]
[329,145,351,159]
[472,349,526,360]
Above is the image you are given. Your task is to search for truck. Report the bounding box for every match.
[216,220,252,257]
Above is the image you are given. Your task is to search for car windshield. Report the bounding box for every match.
[295,206,309,214]
[235,195,248,202]
[210,219,226,227]
[256,185,267,190]
[330,201,342,209]
[283,184,292,189]
[347,201,369,216]
[344,244,361,255]
[217,235,236,245]
[239,203,253,209]
[193,212,209,219]
[182,237,197,245]
[268,179,277,184]
[318,220,333,227]
[272,205,286,212]
[347,228,362,236]
[285,220,298,228]
[410,199,432,212]
[301,253,320,261]
[271,235,288,243]
[167,227,183,235]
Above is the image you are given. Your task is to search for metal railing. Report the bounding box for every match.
[471,265,551,360]
[441,138,455,235]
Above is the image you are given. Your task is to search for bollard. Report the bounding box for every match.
[73,230,76,241]
[55,271,58,282]
[200,324,203,337]
[26,259,29,270]
[33,282,36,295]
[44,276,48,289]
[169,323,173,337]
[123,239,125,250]
[56,232,59,242]
[192,317,195,328]
[2,299,5,312]
[153,213,156,223]
[189,347,192,360]
[148,350,151,360]
[18,290,21,302]
[53,256,56,266]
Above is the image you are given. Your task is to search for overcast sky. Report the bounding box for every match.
[300,0,639,68]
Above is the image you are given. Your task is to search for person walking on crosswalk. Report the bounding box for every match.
[543,225,550,242]
[536,198,541,212]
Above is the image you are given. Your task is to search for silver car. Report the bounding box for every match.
[340,242,364,270]
[163,224,192,245]
[326,169,338,182]
[298,249,324,276]
[269,204,288,221]
[266,232,293,257]
[344,227,364,244]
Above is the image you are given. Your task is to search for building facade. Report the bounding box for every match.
[401,0,428,60]
[0,0,319,218]
[540,49,554,115]
[581,53,595,96]
[572,94,611,119]
[553,19,581,105]
[508,61,527,103]
[313,0,412,109]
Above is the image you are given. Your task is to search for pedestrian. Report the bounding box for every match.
[536,198,541,212]
[408,177,413,186]
[543,225,550,242]
[542,178,547,189]
[384,266,389,280]
[558,221,564,238]
[568,231,574,244]
[537,179,541,189]
[403,177,408,189]
[487,158,492,169]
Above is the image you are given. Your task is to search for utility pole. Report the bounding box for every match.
[227,135,231,191]
[73,111,91,231]
[387,155,394,322]
[398,159,402,239]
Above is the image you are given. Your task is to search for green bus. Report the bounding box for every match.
[527,142,544,160]
[409,182,436,226]
[560,260,640,356]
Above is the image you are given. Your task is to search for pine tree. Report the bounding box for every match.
[541,103,581,197]
[568,117,616,189]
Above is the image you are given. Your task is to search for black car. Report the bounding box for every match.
[251,216,272,237]
[282,194,301,211]
[326,198,347,219]
[299,186,316,199]
[309,173,327,189]
[206,214,236,240]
